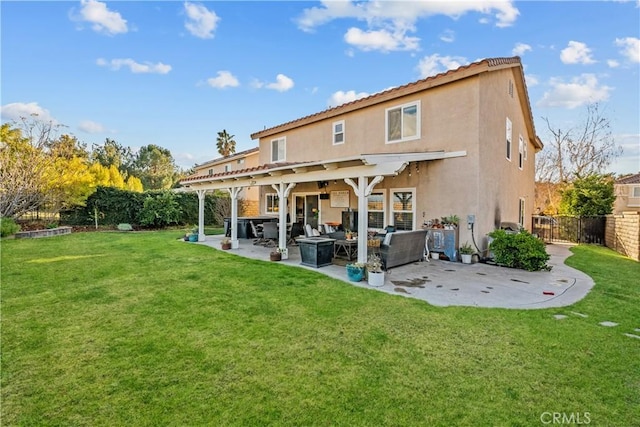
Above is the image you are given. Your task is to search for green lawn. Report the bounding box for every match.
[2,232,638,426]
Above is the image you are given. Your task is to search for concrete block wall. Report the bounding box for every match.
[605,212,640,261]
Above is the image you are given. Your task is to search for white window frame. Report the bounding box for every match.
[519,198,526,228]
[632,186,640,198]
[385,100,421,144]
[506,117,512,161]
[332,120,345,145]
[366,189,387,230]
[208,168,213,176]
[224,164,231,172]
[237,158,245,165]
[390,188,416,231]
[518,134,524,170]
[265,193,280,215]
[271,137,286,162]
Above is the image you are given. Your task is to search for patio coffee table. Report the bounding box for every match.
[334,239,358,261]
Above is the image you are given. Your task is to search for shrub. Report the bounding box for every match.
[488,229,550,271]
[1,217,21,237]
[138,191,182,228]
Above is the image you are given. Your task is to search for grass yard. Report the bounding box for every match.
[2,232,639,426]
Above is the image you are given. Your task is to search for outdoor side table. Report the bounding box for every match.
[334,239,358,261]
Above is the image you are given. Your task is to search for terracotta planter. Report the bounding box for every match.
[270,252,282,261]
[221,242,232,250]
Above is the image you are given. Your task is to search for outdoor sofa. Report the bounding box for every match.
[380,229,428,270]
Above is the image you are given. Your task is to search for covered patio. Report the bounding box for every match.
[195,234,594,310]
[181,151,466,265]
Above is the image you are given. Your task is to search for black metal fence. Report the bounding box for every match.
[532,215,606,245]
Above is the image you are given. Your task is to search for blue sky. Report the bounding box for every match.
[2,1,639,174]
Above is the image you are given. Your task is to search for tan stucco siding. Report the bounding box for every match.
[475,68,536,241]
[259,76,481,164]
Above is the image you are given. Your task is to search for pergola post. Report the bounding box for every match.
[344,175,384,264]
[196,189,207,242]
[272,182,297,255]
[226,186,243,249]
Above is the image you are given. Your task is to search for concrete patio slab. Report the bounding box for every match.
[196,236,594,310]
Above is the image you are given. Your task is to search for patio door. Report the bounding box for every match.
[294,194,320,229]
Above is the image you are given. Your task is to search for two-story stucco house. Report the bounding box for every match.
[613,173,640,214]
[181,56,542,263]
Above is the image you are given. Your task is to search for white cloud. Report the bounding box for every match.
[607,59,620,68]
[206,71,239,88]
[344,27,419,52]
[439,29,455,43]
[265,74,294,92]
[295,1,518,52]
[97,58,171,74]
[417,54,466,78]
[525,74,539,87]
[327,90,370,108]
[0,102,57,123]
[73,0,128,36]
[512,42,532,56]
[537,74,612,109]
[560,41,596,64]
[78,120,105,133]
[184,2,219,39]
[615,37,640,63]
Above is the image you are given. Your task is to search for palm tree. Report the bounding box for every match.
[216,129,236,157]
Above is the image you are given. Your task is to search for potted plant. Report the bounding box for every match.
[366,254,385,287]
[220,237,232,250]
[346,262,365,282]
[459,241,474,264]
[270,248,282,261]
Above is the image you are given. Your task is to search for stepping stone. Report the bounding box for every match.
[481,290,490,294]
[635,328,640,332]
[624,333,640,340]
[450,288,459,291]
[436,285,442,288]
[599,321,618,327]
[570,312,588,318]
[554,314,568,320]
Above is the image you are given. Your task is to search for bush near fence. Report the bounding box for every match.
[59,186,227,228]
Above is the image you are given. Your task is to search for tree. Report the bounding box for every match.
[536,103,622,184]
[0,123,51,218]
[133,144,178,190]
[535,103,622,215]
[559,174,615,216]
[216,129,236,157]
[91,138,134,177]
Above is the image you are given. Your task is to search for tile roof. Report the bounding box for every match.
[615,173,640,184]
[195,147,259,169]
[181,161,304,183]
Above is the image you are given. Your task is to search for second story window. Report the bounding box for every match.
[506,117,512,161]
[208,168,213,175]
[271,137,286,162]
[518,135,524,169]
[224,164,231,172]
[386,101,420,143]
[237,158,244,165]
[333,120,345,145]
